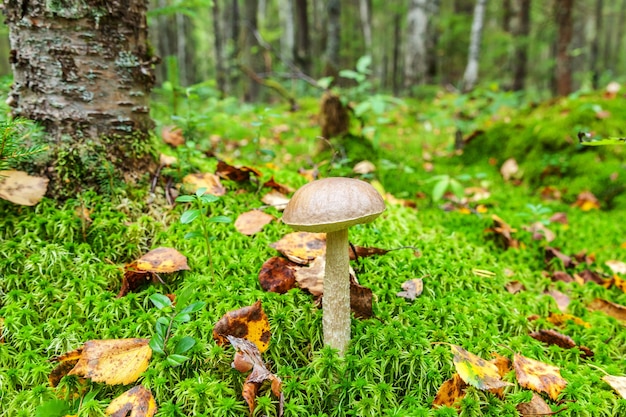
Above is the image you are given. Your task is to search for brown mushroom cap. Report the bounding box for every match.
[282,177,385,233]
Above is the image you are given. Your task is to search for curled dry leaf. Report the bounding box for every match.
[261,190,290,210]
[105,385,157,417]
[485,214,519,249]
[603,375,626,398]
[0,170,49,206]
[263,176,293,194]
[133,247,190,273]
[574,269,610,287]
[294,255,325,296]
[551,270,574,283]
[213,300,271,353]
[397,278,424,301]
[451,345,512,391]
[353,160,376,174]
[545,247,576,269]
[216,160,261,183]
[530,329,576,349]
[270,232,326,264]
[588,298,626,323]
[258,257,298,294]
[500,158,519,181]
[161,126,184,147]
[235,210,274,235]
[524,222,555,242]
[350,275,373,319]
[349,245,390,259]
[606,260,626,275]
[433,373,467,409]
[544,289,571,312]
[51,339,152,386]
[516,393,552,416]
[505,280,525,294]
[513,353,567,400]
[572,191,600,211]
[182,172,226,196]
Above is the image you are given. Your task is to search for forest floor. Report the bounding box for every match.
[2,86,626,417]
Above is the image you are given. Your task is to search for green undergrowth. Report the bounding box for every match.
[2,88,626,416]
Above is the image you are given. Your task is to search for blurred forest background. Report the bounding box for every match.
[0,0,623,100]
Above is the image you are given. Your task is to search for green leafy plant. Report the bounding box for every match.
[148,293,205,367]
[578,131,626,146]
[426,174,466,202]
[175,187,231,280]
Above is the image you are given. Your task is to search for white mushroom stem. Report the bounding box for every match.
[324,227,351,356]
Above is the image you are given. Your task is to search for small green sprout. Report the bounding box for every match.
[426,174,465,202]
[175,187,231,280]
[148,293,205,368]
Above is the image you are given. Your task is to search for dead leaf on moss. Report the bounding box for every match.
[213,300,271,353]
[524,222,555,242]
[545,247,576,269]
[588,298,626,323]
[574,269,610,287]
[485,214,519,249]
[513,353,567,400]
[270,232,326,264]
[572,191,600,211]
[105,385,156,417]
[263,177,293,194]
[161,126,184,147]
[433,373,467,408]
[547,312,590,328]
[397,278,424,301]
[350,276,373,319]
[516,393,552,416]
[500,158,519,181]
[544,289,571,312]
[606,260,626,275]
[349,245,391,260]
[258,257,298,294]
[261,190,290,210]
[0,170,48,206]
[451,345,512,390]
[505,280,525,294]
[294,256,325,296]
[159,153,177,167]
[551,270,575,283]
[51,339,152,386]
[182,173,226,196]
[133,247,190,273]
[603,375,626,398]
[353,160,376,175]
[235,210,274,235]
[216,160,262,183]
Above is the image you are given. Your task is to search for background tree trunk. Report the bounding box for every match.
[511,0,531,91]
[461,0,488,92]
[213,0,227,96]
[404,0,429,87]
[240,0,263,102]
[294,0,311,74]
[589,0,602,89]
[278,0,296,63]
[3,0,156,197]
[324,0,341,77]
[554,0,573,96]
[359,0,372,56]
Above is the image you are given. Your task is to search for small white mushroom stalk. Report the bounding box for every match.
[282,177,385,356]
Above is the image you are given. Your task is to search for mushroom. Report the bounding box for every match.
[282,177,385,355]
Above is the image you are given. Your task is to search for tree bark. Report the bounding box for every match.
[511,0,531,91]
[213,0,227,96]
[324,0,341,77]
[404,0,429,87]
[3,0,156,197]
[554,0,574,96]
[240,0,263,102]
[359,0,372,54]
[294,0,311,74]
[590,0,602,89]
[278,0,296,63]
[392,12,402,94]
[461,0,488,92]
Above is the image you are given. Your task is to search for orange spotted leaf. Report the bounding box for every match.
[133,247,190,273]
[213,301,271,353]
[182,172,226,196]
[105,385,157,417]
[270,232,326,264]
[433,373,467,408]
[451,345,512,390]
[513,353,567,400]
[258,256,298,294]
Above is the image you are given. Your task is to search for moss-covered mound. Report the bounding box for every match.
[461,93,626,206]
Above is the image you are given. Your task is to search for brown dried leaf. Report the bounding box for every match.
[513,353,567,400]
[588,298,626,323]
[63,339,152,385]
[397,278,424,301]
[516,393,552,416]
[235,210,274,235]
[545,247,576,269]
[485,214,519,249]
[530,329,576,349]
[213,301,271,353]
[294,255,325,296]
[270,232,326,264]
[549,212,568,224]
[349,246,390,260]
[261,190,290,211]
[544,289,571,312]
[117,270,152,298]
[161,126,184,147]
[524,222,555,242]
[182,172,226,196]
[489,352,512,398]
[350,276,373,319]
[606,260,626,275]
[551,270,574,283]
[353,160,376,175]
[572,191,600,211]
[603,375,626,398]
[433,373,467,408]
[49,347,83,387]
[262,176,293,194]
[500,158,519,181]
[216,160,261,183]
[0,170,48,206]
[133,247,190,273]
[574,269,610,287]
[105,385,157,417]
[505,280,526,294]
[258,257,298,294]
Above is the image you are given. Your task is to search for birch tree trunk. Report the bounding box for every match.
[3,0,156,197]
[278,0,296,63]
[324,0,341,77]
[404,0,429,87]
[589,0,602,89]
[359,0,372,54]
[554,0,573,96]
[240,0,263,102]
[295,0,311,74]
[461,0,488,92]
[213,0,227,96]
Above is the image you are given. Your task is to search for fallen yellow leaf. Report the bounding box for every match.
[0,170,48,206]
[513,353,567,400]
[105,385,157,417]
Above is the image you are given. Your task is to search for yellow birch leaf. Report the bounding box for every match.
[105,385,157,417]
[270,232,326,264]
[182,172,226,196]
[68,339,152,385]
[213,301,271,353]
[603,375,626,398]
[451,345,512,390]
[513,353,567,400]
[433,373,467,408]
